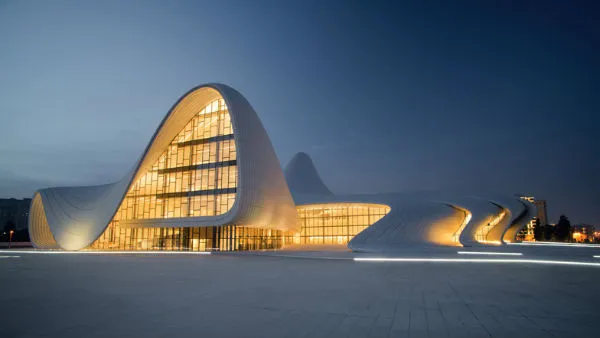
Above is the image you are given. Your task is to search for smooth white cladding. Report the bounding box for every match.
[286,152,537,251]
[295,192,535,252]
[284,152,333,196]
[29,84,297,250]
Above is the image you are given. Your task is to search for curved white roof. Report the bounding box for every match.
[27,83,536,252]
[29,84,297,250]
[285,152,536,251]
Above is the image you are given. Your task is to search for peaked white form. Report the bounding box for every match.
[284,152,333,196]
[29,84,297,250]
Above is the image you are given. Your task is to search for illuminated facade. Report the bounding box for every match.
[28,84,537,252]
[115,98,237,221]
[89,226,293,251]
[284,152,537,251]
[29,84,297,251]
[298,204,390,245]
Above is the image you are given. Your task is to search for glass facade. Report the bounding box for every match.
[86,96,290,252]
[88,225,294,251]
[85,96,391,252]
[297,203,390,245]
[115,98,237,221]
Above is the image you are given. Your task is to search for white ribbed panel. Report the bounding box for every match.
[28,193,60,249]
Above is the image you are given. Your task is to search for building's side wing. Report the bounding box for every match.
[285,153,538,251]
[348,199,465,252]
[449,197,506,247]
[485,196,527,243]
[347,194,536,252]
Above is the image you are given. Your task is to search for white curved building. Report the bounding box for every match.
[28,84,535,252]
[285,152,536,252]
[29,84,297,251]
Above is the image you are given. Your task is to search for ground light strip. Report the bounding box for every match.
[0,255,21,258]
[353,257,600,267]
[507,241,600,248]
[0,250,211,255]
[457,251,523,256]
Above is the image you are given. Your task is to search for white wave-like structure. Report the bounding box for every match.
[29,84,297,250]
[284,152,536,251]
[28,84,535,252]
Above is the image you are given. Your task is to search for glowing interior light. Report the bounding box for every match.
[452,211,472,244]
[296,203,391,245]
[477,240,503,245]
[457,251,522,256]
[475,210,506,244]
[353,257,600,267]
[0,250,211,255]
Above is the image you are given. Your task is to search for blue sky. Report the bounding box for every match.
[0,0,598,224]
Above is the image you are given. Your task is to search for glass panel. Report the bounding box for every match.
[110,97,237,222]
[87,223,295,252]
[297,203,390,245]
[86,94,303,252]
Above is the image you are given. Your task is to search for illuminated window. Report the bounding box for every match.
[88,222,298,252]
[85,97,296,252]
[296,203,390,245]
[113,98,237,222]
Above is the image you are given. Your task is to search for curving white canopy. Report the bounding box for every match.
[285,152,537,251]
[29,84,297,250]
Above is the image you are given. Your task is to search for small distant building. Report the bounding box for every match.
[0,198,31,230]
[534,200,548,226]
[571,224,595,243]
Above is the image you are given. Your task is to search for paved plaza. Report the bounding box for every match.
[1,247,599,338]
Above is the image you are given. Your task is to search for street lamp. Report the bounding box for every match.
[9,230,14,249]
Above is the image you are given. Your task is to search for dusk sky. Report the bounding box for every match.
[0,0,598,224]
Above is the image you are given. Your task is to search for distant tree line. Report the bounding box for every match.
[533,215,597,243]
